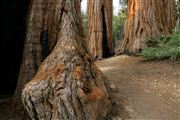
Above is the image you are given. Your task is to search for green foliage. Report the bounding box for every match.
[81,11,88,33]
[113,10,126,48]
[175,0,180,30]
[142,29,180,60]
[175,0,180,19]
[119,0,127,12]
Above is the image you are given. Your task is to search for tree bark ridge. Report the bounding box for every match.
[13,0,66,110]
[87,0,113,59]
[118,0,175,54]
[22,0,111,119]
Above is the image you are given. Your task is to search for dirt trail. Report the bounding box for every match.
[0,55,180,120]
[97,55,180,120]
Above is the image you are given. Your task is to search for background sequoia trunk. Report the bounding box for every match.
[22,0,110,119]
[87,0,113,59]
[13,0,65,109]
[118,0,175,54]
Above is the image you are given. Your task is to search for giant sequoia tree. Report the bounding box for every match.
[22,0,110,119]
[13,0,65,109]
[118,0,175,54]
[87,0,113,59]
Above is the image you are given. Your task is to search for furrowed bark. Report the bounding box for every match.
[118,0,175,54]
[87,0,113,59]
[22,0,111,119]
[13,0,65,110]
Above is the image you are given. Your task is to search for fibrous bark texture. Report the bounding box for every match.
[22,0,111,119]
[13,0,65,109]
[87,0,113,59]
[118,0,175,54]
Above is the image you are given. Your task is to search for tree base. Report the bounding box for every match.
[22,50,111,120]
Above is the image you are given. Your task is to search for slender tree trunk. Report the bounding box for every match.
[118,0,176,54]
[87,0,113,60]
[22,0,111,119]
[12,0,65,110]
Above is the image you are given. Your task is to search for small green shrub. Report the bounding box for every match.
[142,29,180,60]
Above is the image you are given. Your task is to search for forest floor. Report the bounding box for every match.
[97,55,180,120]
[0,55,180,120]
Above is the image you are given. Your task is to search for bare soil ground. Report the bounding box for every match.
[97,55,180,120]
[0,55,180,120]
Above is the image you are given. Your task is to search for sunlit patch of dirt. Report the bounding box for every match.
[0,55,180,120]
[97,55,180,120]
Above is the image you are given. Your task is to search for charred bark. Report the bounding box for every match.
[87,0,113,60]
[13,0,65,110]
[40,30,50,61]
[118,0,176,54]
[22,0,111,119]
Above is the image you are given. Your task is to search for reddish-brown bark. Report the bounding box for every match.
[13,0,65,110]
[21,0,111,119]
[87,0,113,59]
[118,0,175,54]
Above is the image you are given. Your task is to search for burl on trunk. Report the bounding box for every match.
[22,0,111,119]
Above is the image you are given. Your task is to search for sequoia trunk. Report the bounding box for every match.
[22,0,110,119]
[13,0,66,110]
[87,0,113,59]
[118,0,175,54]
